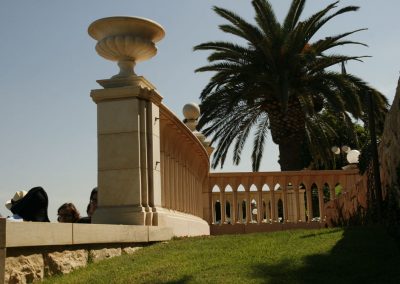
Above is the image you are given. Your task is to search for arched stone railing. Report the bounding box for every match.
[208,170,365,224]
[159,105,210,219]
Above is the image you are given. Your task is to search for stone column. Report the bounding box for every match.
[246,191,251,224]
[271,190,276,222]
[91,82,163,225]
[318,186,325,222]
[306,187,313,222]
[257,190,263,224]
[88,16,165,225]
[294,185,300,223]
[220,190,225,224]
[232,190,238,224]
[283,188,289,223]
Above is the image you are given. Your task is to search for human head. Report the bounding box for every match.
[87,187,98,217]
[58,203,80,223]
[5,190,27,210]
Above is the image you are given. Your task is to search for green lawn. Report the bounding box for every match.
[44,226,400,284]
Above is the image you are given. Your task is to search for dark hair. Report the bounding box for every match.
[90,187,98,201]
[11,186,50,222]
[58,202,80,223]
[86,203,91,216]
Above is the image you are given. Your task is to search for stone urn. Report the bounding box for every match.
[88,16,165,85]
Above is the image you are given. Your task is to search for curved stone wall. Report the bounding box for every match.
[379,77,400,191]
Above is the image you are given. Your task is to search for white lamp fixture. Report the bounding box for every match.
[331,145,360,170]
[331,146,340,155]
[346,149,360,164]
[341,145,351,153]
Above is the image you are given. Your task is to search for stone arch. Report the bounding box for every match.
[237,184,245,192]
[212,185,220,193]
[262,184,270,191]
[225,184,233,192]
[250,184,258,192]
[274,183,281,191]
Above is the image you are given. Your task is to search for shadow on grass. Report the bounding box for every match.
[299,228,343,239]
[161,275,193,284]
[251,226,400,284]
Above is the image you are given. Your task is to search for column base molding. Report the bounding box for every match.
[92,205,149,225]
[151,207,210,237]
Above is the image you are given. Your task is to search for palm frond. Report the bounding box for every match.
[283,0,306,32]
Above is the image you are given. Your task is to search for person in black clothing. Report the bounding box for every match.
[10,186,50,222]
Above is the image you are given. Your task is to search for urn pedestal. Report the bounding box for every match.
[88,16,164,225]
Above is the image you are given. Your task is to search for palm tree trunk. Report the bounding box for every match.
[278,138,304,171]
[265,99,306,171]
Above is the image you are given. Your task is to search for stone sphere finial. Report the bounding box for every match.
[183,103,200,120]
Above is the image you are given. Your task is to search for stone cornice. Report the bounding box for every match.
[90,77,163,105]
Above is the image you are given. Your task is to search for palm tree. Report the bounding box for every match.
[194,0,387,171]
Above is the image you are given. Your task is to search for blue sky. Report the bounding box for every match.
[1,0,399,219]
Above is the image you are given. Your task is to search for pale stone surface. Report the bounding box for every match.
[155,209,209,237]
[91,84,162,105]
[98,99,140,134]
[122,246,143,255]
[73,224,151,244]
[5,254,44,284]
[149,102,160,138]
[379,77,400,191]
[89,248,121,263]
[98,169,142,206]
[98,132,141,170]
[88,17,165,45]
[148,226,174,241]
[88,17,165,79]
[6,222,73,248]
[44,250,88,276]
[92,205,147,226]
[152,170,162,208]
[93,82,164,225]
[182,103,200,120]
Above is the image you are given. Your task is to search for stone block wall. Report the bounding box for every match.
[379,77,400,193]
[324,175,367,226]
[1,221,174,284]
[325,77,400,227]
[4,244,143,283]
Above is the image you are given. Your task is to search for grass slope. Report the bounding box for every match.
[44,227,400,284]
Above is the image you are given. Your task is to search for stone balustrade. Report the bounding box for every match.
[207,170,365,225]
[159,105,209,218]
